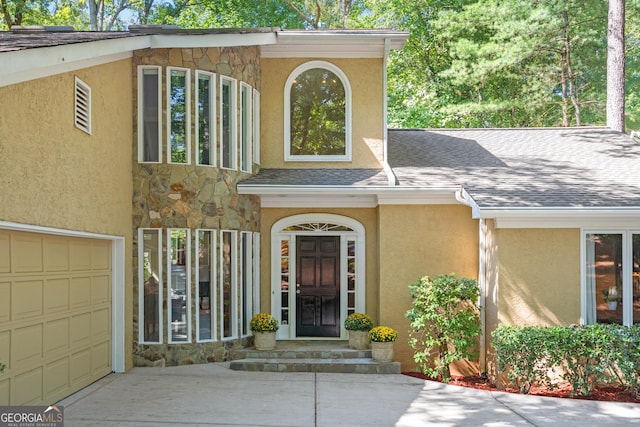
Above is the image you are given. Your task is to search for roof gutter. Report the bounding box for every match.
[455,186,481,218]
[381,37,397,186]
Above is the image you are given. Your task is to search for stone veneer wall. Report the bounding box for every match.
[131,46,261,366]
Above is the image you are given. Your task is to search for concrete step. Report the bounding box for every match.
[229,357,401,374]
[229,340,401,374]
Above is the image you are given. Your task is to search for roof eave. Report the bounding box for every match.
[480,206,640,228]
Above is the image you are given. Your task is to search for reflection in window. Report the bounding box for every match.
[347,239,356,316]
[253,89,261,164]
[221,230,237,338]
[240,232,253,336]
[587,234,623,324]
[196,71,215,166]
[240,82,252,172]
[168,229,190,342]
[585,232,640,325]
[138,66,161,162]
[220,77,237,169]
[197,230,216,342]
[286,62,350,160]
[634,234,640,324]
[139,229,162,343]
[167,68,190,164]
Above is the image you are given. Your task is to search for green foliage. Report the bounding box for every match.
[369,326,398,342]
[344,313,373,331]
[405,273,481,382]
[492,324,640,397]
[0,361,5,373]
[249,313,279,333]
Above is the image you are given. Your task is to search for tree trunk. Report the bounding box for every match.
[606,0,625,133]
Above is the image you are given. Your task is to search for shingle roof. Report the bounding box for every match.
[240,168,389,186]
[0,31,135,52]
[388,127,640,208]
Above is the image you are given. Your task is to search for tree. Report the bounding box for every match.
[607,0,625,132]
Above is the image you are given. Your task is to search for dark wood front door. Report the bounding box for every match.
[296,235,340,337]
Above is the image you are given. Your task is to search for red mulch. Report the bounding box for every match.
[402,372,640,403]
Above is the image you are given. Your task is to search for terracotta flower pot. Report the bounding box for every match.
[348,330,370,350]
[254,331,276,350]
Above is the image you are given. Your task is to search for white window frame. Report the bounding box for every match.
[220,230,238,340]
[196,70,217,167]
[166,67,191,165]
[270,214,365,340]
[196,229,217,343]
[284,60,352,162]
[253,89,261,165]
[137,65,162,163]
[74,76,91,134]
[138,228,163,344]
[240,82,253,173]
[581,228,640,326]
[219,76,238,170]
[240,231,254,337]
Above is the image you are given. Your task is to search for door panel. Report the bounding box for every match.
[296,236,340,337]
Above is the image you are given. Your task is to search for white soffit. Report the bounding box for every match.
[484,207,640,228]
[261,31,408,58]
[1,36,149,87]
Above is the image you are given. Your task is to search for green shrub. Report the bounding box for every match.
[0,362,4,373]
[405,273,481,382]
[492,324,640,396]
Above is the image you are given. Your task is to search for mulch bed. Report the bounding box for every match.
[402,372,640,403]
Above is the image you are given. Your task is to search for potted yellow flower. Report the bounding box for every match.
[344,313,373,349]
[250,313,279,350]
[369,326,398,362]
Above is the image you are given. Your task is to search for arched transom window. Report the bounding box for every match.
[284,61,352,162]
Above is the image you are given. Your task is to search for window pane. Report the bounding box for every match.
[169,229,189,342]
[281,240,289,325]
[197,230,215,341]
[290,68,345,156]
[141,68,160,162]
[197,73,214,166]
[588,234,623,324]
[169,69,188,163]
[241,232,253,335]
[633,234,640,324]
[221,231,237,338]
[141,229,161,342]
[220,78,236,169]
[240,84,252,172]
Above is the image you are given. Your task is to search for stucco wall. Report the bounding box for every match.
[377,204,479,370]
[260,57,385,169]
[489,228,581,327]
[259,208,379,321]
[0,59,135,369]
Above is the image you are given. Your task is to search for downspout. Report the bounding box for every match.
[455,186,487,375]
[381,37,397,186]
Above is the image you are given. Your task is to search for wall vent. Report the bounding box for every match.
[74,77,91,135]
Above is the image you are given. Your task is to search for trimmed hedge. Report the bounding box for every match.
[492,324,640,396]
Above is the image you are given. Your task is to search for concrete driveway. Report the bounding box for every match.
[58,363,640,426]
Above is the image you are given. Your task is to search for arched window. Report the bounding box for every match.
[284,61,352,161]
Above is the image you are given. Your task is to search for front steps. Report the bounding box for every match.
[229,340,401,374]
